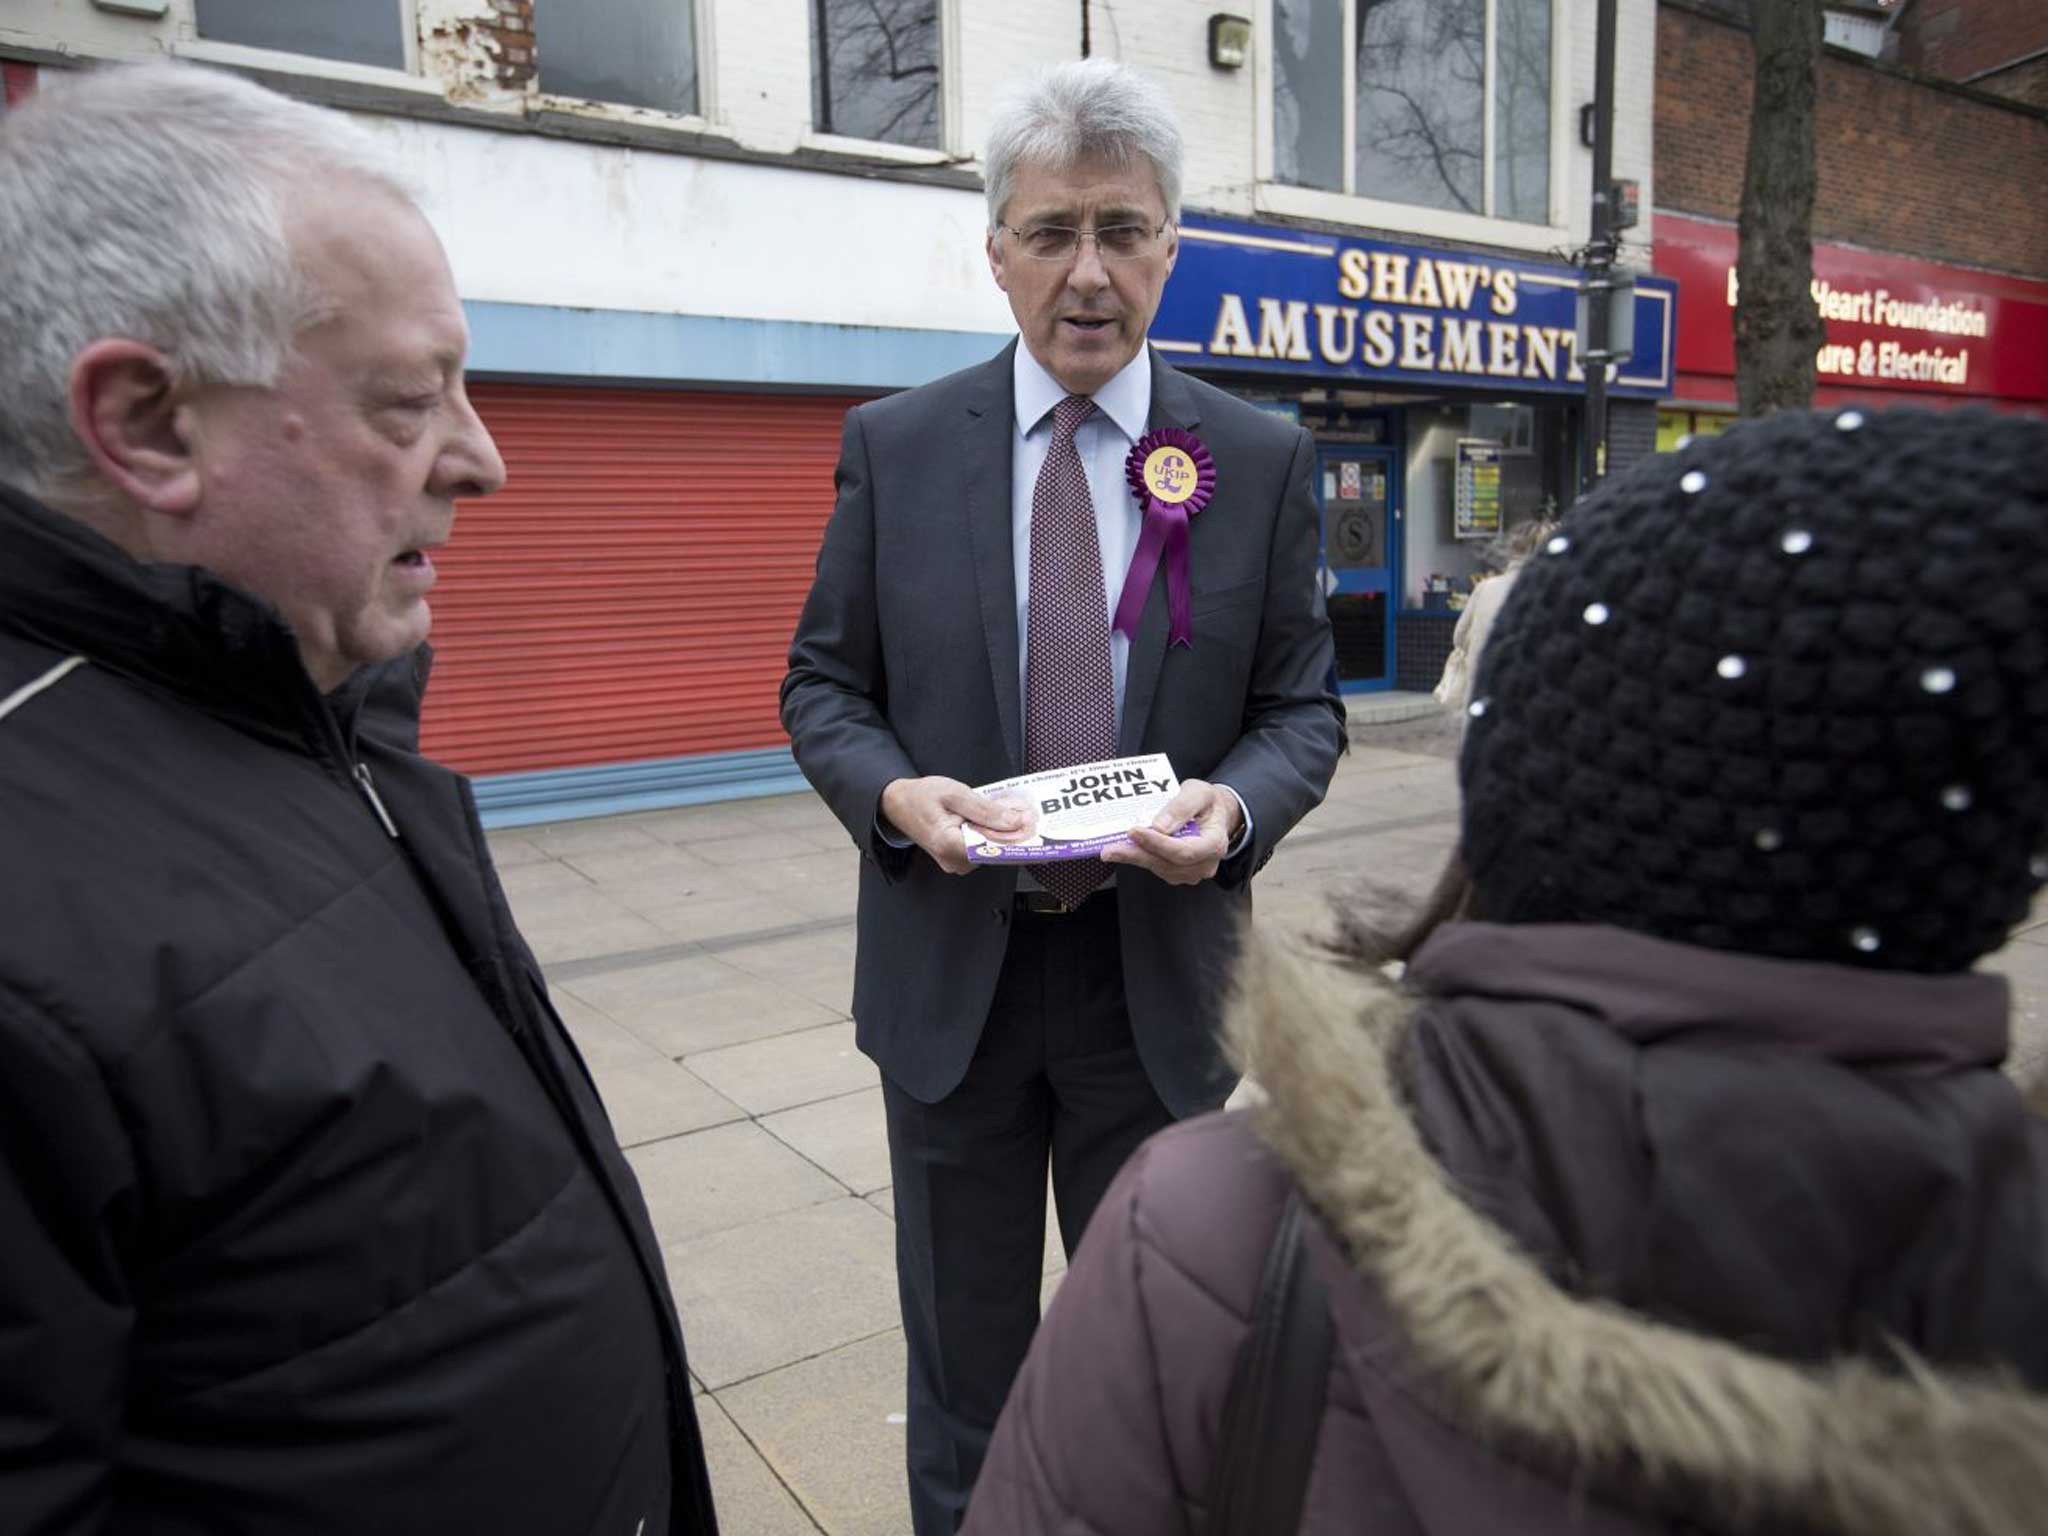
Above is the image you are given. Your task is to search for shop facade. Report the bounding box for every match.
[3,0,1660,820]
[1153,215,1678,694]
[1655,211,2048,440]
[1654,0,2048,440]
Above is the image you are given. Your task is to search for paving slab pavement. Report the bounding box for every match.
[661,1197,901,1390]
[717,1331,913,1536]
[762,1089,892,1196]
[499,717,2047,1533]
[697,1395,820,1536]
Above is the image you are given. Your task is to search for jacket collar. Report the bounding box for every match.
[1226,929,2048,1536]
[0,481,420,762]
[1146,344,1201,433]
[1409,921,2011,1074]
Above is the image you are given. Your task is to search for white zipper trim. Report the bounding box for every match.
[352,762,401,840]
[0,654,89,724]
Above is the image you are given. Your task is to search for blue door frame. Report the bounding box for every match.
[1314,439,1403,694]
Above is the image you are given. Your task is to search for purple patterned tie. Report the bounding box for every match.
[1026,394,1117,909]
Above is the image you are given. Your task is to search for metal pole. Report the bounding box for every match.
[1081,0,1092,58]
[1580,0,1618,493]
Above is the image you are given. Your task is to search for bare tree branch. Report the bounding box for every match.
[1355,0,1484,213]
[818,0,937,145]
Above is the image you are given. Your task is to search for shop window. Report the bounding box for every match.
[1655,409,1734,453]
[1273,0,1344,192]
[1469,402,1537,451]
[1490,0,1552,224]
[193,0,407,70]
[812,0,941,149]
[1404,400,1569,609]
[535,0,701,117]
[1274,0,1553,224]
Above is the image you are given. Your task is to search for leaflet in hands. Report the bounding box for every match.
[961,753,1200,864]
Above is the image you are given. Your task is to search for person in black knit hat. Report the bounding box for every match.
[1463,404,2048,973]
[963,405,2048,1536]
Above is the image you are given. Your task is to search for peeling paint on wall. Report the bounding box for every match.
[416,0,534,106]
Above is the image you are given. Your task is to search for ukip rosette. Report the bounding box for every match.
[1114,428,1215,648]
[961,753,1201,864]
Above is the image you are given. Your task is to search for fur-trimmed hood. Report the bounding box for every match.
[1227,925,2048,1536]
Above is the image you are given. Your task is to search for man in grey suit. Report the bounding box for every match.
[781,59,1343,1535]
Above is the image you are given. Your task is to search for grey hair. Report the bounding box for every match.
[984,59,1184,229]
[0,63,412,494]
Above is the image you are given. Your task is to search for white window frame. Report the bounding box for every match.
[159,0,724,135]
[799,0,959,163]
[528,0,721,132]
[1254,0,1571,248]
[170,0,438,97]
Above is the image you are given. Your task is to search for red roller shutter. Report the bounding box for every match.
[1,62,39,111]
[421,384,865,777]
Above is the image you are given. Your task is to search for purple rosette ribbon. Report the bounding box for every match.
[1113,428,1216,649]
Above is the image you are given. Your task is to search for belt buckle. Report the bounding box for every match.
[1015,889,1074,916]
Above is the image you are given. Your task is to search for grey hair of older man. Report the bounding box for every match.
[0,63,410,496]
[983,58,1184,230]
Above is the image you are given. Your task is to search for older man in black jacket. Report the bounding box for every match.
[0,65,717,1534]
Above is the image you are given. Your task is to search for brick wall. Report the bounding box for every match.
[1656,1,2048,278]
[416,0,534,101]
[1894,0,2048,83]
[478,0,535,91]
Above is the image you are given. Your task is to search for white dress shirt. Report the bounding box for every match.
[1011,342,1149,726]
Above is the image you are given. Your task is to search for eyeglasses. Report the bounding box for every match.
[999,221,1172,262]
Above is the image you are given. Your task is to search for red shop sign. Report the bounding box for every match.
[1657,211,2048,409]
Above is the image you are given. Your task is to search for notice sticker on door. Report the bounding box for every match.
[1338,462,1362,501]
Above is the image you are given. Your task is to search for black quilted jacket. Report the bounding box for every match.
[0,485,717,1535]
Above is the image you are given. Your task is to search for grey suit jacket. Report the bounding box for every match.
[780,343,1343,1115]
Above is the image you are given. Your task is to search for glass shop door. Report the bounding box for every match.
[1315,445,1400,693]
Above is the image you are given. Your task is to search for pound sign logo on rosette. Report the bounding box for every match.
[1113,428,1216,649]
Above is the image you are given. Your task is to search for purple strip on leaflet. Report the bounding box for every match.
[966,821,1203,864]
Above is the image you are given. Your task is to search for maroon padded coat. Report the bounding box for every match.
[965,923,2048,1536]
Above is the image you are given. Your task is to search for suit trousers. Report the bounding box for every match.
[881,889,1181,1535]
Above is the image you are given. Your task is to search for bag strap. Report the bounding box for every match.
[1203,1187,1335,1536]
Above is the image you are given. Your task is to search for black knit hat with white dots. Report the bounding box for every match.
[1460,405,2048,973]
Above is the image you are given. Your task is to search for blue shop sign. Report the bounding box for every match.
[1150,214,1675,400]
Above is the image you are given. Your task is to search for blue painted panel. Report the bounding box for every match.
[463,301,1010,392]
[1151,215,1676,400]
[473,745,815,829]
[1332,568,1389,595]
